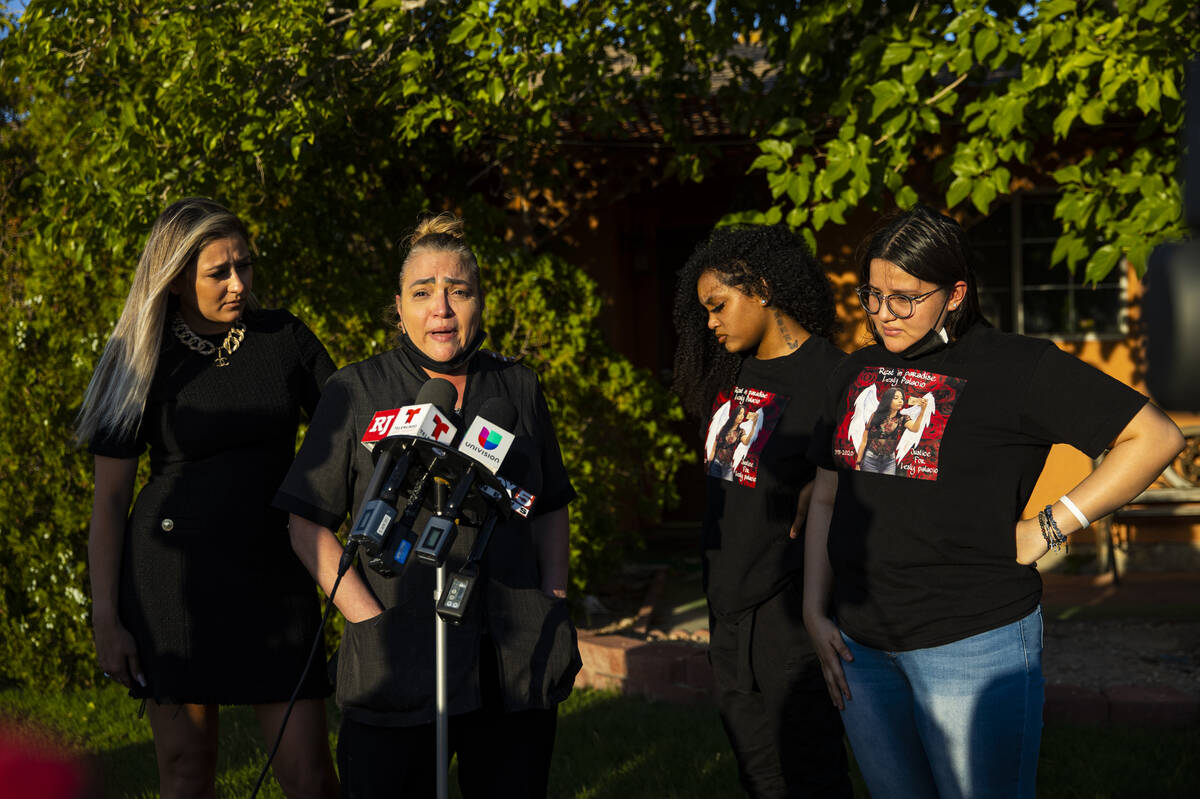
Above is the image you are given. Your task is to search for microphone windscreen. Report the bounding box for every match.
[476,396,517,430]
[418,377,458,412]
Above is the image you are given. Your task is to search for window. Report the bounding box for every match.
[970,194,1126,339]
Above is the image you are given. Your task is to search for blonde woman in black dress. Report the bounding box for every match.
[77,198,338,798]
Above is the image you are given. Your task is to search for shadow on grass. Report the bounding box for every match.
[91,740,158,799]
[8,682,1198,798]
[0,683,322,798]
[1039,723,1200,798]
[547,688,740,799]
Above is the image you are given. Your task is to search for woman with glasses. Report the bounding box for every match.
[673,225,853,798]
[802,205,1183,798]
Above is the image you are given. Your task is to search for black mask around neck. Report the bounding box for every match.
[868,290,953,359]
[399,328,487,373]
[898,325,950,359]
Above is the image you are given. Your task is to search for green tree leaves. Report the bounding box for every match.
[738,0,1195,282]
[1,0,696,686]
[2,0,1195,690]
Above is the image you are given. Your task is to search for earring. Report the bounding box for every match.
[760,299,767,306]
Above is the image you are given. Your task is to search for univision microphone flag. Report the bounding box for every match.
[458,417,515,473]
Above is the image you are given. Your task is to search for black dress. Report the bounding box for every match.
[89,308,336,704]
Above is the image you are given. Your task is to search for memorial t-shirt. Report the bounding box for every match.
[809,323,1148,650]
[703,335,845,616]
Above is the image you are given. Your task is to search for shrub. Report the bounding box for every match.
[0,0,690,688]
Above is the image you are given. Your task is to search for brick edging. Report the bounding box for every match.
[576,630,712,704]
[1046,683,1200,727]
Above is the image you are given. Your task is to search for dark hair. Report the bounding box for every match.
[868,386,904,431]
[857,204,986,344]
[715,404,744,449]
[671,225,837,419]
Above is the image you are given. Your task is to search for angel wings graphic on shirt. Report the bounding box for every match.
[704,399,732,464]
[846,384,936,469]
[703,388,788,487]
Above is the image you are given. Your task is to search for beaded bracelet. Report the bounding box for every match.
[1036,509,1054,553]
[1041,504,1069,554]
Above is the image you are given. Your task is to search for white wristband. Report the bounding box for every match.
[1059,495,1089,529]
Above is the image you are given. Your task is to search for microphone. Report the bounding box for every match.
[434,398,523,623]
[344,379,458,573]
[457,401,541,518]
[455,397,518,474]
[414,397,518,568]
[361,380,459,452]
[353,378,458,512]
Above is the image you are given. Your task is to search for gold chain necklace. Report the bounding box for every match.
[171,313,246,367]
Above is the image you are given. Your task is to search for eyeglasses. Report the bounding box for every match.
[855,286,944,319]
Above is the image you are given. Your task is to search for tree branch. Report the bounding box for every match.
[925,72,968,106]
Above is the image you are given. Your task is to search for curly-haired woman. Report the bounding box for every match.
[672,225,852,798]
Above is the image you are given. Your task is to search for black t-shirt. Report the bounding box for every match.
[273,345,579,726]
[702,335,846,616]
[809,323,1148,651]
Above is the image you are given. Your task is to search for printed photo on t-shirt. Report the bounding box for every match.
[832,366,965,481]
[704,386,788,487]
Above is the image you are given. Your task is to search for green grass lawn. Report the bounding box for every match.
[2,683,1197,798]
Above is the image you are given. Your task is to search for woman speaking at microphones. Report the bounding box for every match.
[275,213,579,798]
[77,198,339,798]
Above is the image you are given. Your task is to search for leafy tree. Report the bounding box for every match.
[730,0,1198,281]
[4,0,1191,690]
[0,0,696,687]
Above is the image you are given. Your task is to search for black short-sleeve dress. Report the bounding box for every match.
[89,308,336,704]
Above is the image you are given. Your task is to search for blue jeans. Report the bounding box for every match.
[838,607,1044,799]
[859,449,896,475]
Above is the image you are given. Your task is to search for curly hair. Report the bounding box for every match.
[671,224,837,420]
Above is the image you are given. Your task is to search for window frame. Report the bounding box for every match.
[972,192,1128,342]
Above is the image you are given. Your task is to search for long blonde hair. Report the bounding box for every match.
[75,198,255,446]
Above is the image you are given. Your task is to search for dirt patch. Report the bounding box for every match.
[1043,617,1200,696]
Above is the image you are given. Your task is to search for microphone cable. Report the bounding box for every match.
[248,541,358,799]
[250,379,461,795]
